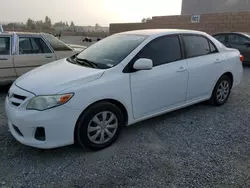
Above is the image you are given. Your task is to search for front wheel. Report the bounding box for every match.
[75,102,124,150]
[209,75,232,106]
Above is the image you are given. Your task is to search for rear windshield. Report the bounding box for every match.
[42,34,73,51]
[242,33,250,38]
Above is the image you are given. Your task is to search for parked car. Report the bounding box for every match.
[213,32,250,64]
[5,29,243,150]
[0,32,86,85]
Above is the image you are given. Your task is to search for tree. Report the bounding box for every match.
[53,21,66,27]
[44,16,52,29]
[66,21,69,27]
[26,18,35,29]
[141,18,146,23]
[146,17,152,21]
[70,21,75,28]
[95,23,100,27]
[141,17,152,23]
[35,20,44,29]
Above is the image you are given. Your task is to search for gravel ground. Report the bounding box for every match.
[1,67,250,188]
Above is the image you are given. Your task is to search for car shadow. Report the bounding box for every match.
[124,102,210,131]
[15,102,212,158]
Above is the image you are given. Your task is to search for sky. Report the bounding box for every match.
[0,0,182,26]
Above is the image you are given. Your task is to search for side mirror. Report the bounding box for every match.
[133,58,153,70]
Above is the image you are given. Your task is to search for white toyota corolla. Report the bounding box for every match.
[5,29,243,150]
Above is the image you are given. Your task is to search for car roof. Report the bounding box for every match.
[213,32,249,36]
[0,31,50,36]
[118,29,206,36]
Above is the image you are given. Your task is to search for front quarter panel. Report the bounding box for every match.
[61,63,133,125]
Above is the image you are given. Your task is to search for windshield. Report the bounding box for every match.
[76,34,147,68]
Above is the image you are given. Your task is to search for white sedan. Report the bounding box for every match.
[5,29,243,150]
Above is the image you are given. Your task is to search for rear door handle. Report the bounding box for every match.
[0,57,8,60]
[177,66,187,72]
[45,56,53,59]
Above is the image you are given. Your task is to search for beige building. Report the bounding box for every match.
[181,0,250,15]
[75,26,109,33]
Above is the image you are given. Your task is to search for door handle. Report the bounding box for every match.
[177,67,187,72]
[0,57,8,60]
[45,56,53,58]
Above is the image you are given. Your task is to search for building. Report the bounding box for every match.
[110,0,250,35]
[181,0,250,15]
[75,26,109,33]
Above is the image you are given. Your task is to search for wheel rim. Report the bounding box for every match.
[87,111,118,144]
[216,80,230,102]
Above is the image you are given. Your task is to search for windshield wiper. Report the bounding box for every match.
[76,58,99,68]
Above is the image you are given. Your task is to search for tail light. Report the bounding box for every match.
[240,55,244,63]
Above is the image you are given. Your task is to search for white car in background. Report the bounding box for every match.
[5,29,243,150]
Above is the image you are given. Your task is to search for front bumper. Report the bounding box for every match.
[5,85,82,149]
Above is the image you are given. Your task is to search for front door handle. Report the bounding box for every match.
[45,56,53,59]
[177,67,187,72]
[0,57,8,60]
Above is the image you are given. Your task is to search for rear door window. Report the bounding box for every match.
[183,35,211,58]
[19,38,33,54]
[0,37,10,55]
[19,37,53,54]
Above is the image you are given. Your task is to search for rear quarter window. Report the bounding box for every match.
[42,34,73,51]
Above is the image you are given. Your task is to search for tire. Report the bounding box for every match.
[75,102,124,150]
[209,75,232,106]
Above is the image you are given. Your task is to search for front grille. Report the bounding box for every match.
[9,93,27,107]
[13,94,26,100]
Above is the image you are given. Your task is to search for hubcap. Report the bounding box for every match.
[87,111,118,144]
[216,80,230,102]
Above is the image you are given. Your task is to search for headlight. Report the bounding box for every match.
[26,93,74,111]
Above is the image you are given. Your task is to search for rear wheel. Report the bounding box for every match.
[209,75,232,106]
[75,102,124,150]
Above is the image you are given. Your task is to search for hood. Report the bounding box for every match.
[15,58,105,95]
